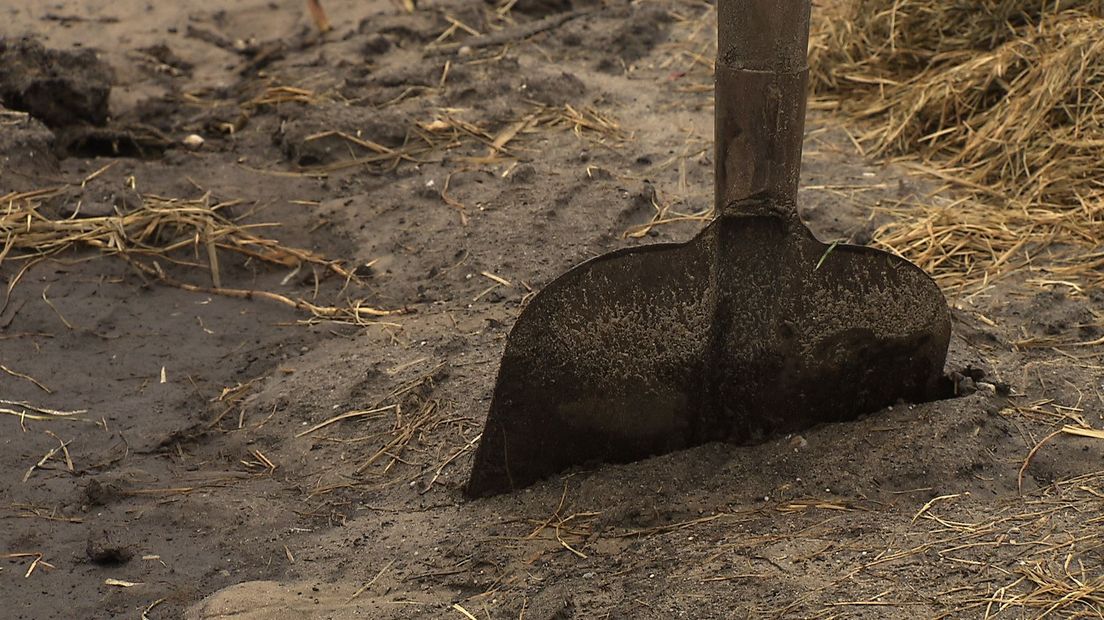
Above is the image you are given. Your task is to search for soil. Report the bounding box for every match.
[1,1,1102,618]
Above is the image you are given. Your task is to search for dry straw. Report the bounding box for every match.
[810,1,1104,290]
[0,190,398,324]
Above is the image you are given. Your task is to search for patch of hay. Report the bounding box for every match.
[811,1,1104,290]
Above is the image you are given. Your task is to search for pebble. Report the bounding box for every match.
[787,434,808,451]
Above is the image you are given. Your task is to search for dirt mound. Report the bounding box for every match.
[0,104,58,184]
[0,37,113,128]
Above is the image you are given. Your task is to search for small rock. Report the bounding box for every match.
[182,133,205,149]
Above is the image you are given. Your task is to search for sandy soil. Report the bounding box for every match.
[2,0,1102,618]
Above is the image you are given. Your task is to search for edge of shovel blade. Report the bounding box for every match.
[465,233,716,498]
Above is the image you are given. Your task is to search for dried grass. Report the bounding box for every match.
[909,471,1104,617]
[303,363,481,496]
[292,102,625,183]
[465,467,1104,617]
[416,103,625,149]
[811,1,1104,290]
[2,191,336,272]
[1,190,399,324]
[243,84,330,109]
[0,400,86,423]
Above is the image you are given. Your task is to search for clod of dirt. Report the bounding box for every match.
[947,366,986,397]
[513,0,574,18]
[616,182,658,227]
[849,229,873,245]
[0,104,58,183]
[86,533,133,566]
[0,37,113,128]
[360,33,392,57]
[521,70,587,106]
[48,174,143,219]
[357,13,442,45]
[58,124,173,159]
[508,164,538,184]
[79,479,126,510]
[370,63,443,89]
[136,43,194,78]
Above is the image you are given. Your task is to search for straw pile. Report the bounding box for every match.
[0,190,398,324]
[810,0,1104,290]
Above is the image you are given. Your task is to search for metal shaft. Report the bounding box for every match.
[715,0,811,216]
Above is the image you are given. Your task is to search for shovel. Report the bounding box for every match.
[465,0,951,498]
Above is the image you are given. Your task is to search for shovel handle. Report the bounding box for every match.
[715,0,810,216]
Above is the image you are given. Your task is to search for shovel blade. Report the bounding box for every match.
[465,216,950,498]
[466,236,715,498]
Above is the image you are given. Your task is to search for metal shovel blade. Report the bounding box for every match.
[465,212,950,497]
[464,0,951,498]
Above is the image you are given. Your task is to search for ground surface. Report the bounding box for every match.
[1,0,1102,618]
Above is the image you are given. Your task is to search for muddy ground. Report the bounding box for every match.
[2,0,1102,618]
